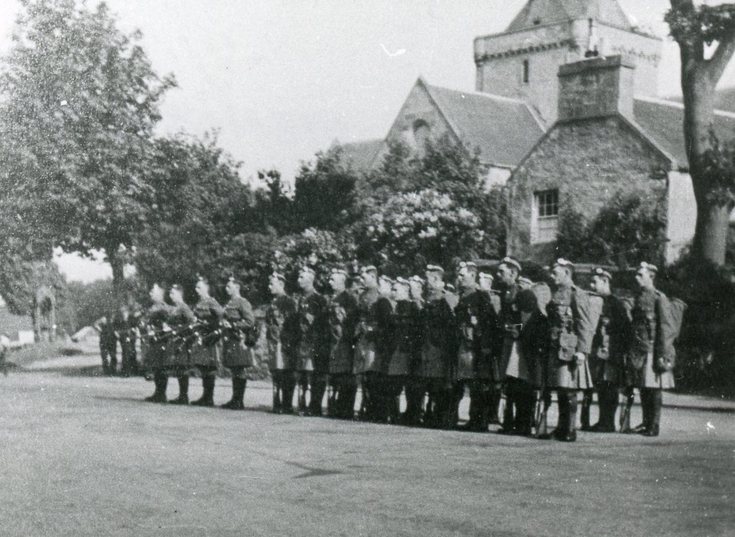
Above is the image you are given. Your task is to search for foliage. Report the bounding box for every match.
[0,0,175,295]
[61,279,115,332]
[0,259,65,317]
[666,1,735,47]
[252,169,293,234]
[555,190,667,267]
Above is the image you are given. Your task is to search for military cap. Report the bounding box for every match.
[499,257,522,272]
[330,268,348,277]
[409,275,425,285]
[196,274,209,285]
[299,266,316,276]
[270,272,287,283]
[394,277,410,287]
[170,283,183,292]
[593,267,613,280]
[227,275,242,287]
[458,261,478,271]
[479,272,494,281]
[553,258,575,270]
[379,275,394,285]
[425,264,445,275]
[445,283,456,293]
[638,262,658,274]
[518,276,533,286]
[360,265,378,275]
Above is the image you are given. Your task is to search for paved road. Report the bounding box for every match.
[1,356,734,537]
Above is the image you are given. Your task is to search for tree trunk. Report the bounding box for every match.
[692,199,731,265]
[107,246,126,305]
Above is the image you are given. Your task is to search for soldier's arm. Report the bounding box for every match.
[238,299,256,328]
[573,289,596,355]
[655,293,677,362]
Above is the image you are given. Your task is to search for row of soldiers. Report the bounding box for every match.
[138,257,679,440]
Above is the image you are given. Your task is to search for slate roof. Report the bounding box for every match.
[338,139,383,172]
[422,81,546,168]
[633,97,735,169]
[506,0,633,33]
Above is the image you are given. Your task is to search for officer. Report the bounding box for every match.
[403,275,426,425]
[295,266,329,416]
[353,266,392,422]
[543,258,597,442]
[584,268,631,432]
[419,265,457,429]
[454,261,498,432]
[624,262,677,437]
[385,277,420,424]
[189,276,224,407]
[167,284,196,405]
[94,312,117,375]
[326,268,358,419]
[265,272,297,414]
[496,257,527,434]
[141,283,172,402]
[220,277,256,410]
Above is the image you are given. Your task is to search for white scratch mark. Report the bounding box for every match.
[380,43,406,57]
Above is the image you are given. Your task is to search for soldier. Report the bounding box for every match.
[353,266,392,422]
[189,276,224,407]
[141,284,172,402]
[295,266,329,416]
[385,277,420,424]
[444,283,460,310]
[167,284,196,405]
[623,262,677,437]
[454,261,498,432]
[419,265,457,429]
[518,276,534,290]
[220,277,256,410]
[543,258,598,442]
[403,275,426,425]
[113,304,139,377]
[584,268,631,432]
[265,272,297,414]
[496,257,527,434]
[348,275,364,302]
[373,274,396,422]
[94,313,117,375]
[326,268,358,419]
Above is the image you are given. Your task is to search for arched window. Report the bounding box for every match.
[413,120,431,153]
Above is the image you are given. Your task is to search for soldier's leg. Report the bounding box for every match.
[341,374,357,420]
[499,379,516,433]
[282,370,296,414]
[620,386,635,433]
[100,347,110,375]
[271,370,282,413]
[515,380,534,436]
[108,344,118,375]
[634,388,651,434]
[643,389,662,437]
[488,384,502,425]
[563,390,578,442]
[191,367,216,407]
[553,388,570,439]
[580,389,594,431]
[169,369,190,405]
[404,376,421,426]
[595,382,618,432]
[309,373,327,416]
[327,374,339,418]
[145,368,168,403]
[222,367,246,410]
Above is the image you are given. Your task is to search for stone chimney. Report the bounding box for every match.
[557,55,635,121]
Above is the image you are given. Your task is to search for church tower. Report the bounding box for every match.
[474,0,662,124]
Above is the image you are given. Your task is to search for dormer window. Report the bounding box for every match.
[522,59,530,84]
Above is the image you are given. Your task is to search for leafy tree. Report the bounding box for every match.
[665,1,735,265]
[0,0,175,299]
[252,168,293,234]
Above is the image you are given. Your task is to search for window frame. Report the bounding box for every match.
[531,189,559,244]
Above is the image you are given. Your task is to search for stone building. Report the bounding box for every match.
[342,0,725,264]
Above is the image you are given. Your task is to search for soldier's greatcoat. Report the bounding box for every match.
[265,294,297,371]
[190,296,224,368]
[295,290,329,373]
[327,291,358,376]
[387,299,421,377]
[419,291,456,382]
[455,288,497,381]
[546,284,597,390]
[222,295,256,368]
[590,293,631,386]
[142,303,172,369]
[167,302,196,368]
[627,287,676,390]
[353,288,392,375]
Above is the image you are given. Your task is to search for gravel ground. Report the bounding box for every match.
[1,354,733,537]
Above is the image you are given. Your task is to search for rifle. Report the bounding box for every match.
[620,386,635,432]
[534,388,550,438]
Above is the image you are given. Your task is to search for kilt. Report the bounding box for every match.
[190,340,221,368]
[354,337,376,374]
[329,340,354,375]
[547,357,593,390]
[388,350,410,377]
[420,343,445,379]
[222,336,255,368]
[267,340,293,371]
[641,351,675,390]
[589,355,620,386]
[295,341,315,372]
[142,339,168,369]
[501,338,529,382]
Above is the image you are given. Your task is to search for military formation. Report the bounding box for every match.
[129,258,682,441]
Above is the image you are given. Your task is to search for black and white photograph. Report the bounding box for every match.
[0,1,733,536]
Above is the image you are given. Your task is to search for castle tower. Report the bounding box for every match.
[474,0,661,124]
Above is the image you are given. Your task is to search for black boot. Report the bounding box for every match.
[341,384,357,420]
[282,376,295,414]
[561,391,578,442]
[488,389,501,424]
[620,388,635,433]
[580,391,593,431]
[272,376,283,414]
[145,371,168,403]
[606,387,620,431]
[633,389,650,434]
[643,389,661,437]
[222,378,246,410]
[191,376,215,407]
[309,378,326,417]
[499,384,515,434]
[169,376,189,405]
[552,389,569,440]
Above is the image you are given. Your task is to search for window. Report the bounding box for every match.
[532,189,559,243]
[522,59,530,84]
[413,120,431,154]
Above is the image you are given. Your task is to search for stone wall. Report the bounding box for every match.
[507,115,670,262]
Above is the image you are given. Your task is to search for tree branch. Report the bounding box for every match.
[706,33,735,84]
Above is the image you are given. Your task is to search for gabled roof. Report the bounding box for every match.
[633,97,735,170]
[506,0,633,33]
[338,139,383,172]
[421,80,546,168]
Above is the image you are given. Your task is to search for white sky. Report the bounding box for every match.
[1,0,734,282]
